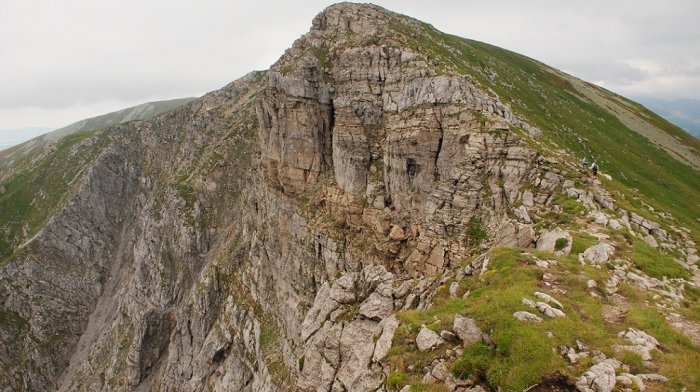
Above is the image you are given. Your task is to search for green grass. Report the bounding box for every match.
[0,130,109,260]
[554,238,568,252]
[625,306,700,389]
[451,249,602,390]
[387,371,408,389]
[464,217,488,247]
[623,237,690,280]
[0,306,29,330]
[569,232,598,255]
[384,247,637,391]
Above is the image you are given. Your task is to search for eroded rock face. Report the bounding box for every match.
[0,4,562,391]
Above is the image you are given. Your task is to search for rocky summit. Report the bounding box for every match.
[1,3,699,392]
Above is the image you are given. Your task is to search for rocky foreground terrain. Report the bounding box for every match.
[1,3,699,392]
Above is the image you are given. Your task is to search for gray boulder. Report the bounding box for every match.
[513,311,542,322]
[581,243,615,264]
[536,227,573,255]
[453,314,484,345]
[416,326,444,352]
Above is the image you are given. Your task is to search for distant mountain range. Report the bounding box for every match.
[0,97,195,162]
[634,97,700,138]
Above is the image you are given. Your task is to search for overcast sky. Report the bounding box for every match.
[1,0,699,131]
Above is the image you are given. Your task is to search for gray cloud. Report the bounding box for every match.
[1,0,699,129]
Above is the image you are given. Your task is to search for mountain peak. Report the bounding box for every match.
[1,4,699,392]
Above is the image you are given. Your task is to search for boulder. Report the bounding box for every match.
[643,235,658,248]
[431,362,450,381]
[358,291,393,320]
[616,374,645,391]
[521,297,536,308]
[536,302,565,318]
[536,227,573,255]
[608,219,622,230]
[534,292,563,308]
[589,211,609,226]
[453,315,484,345]
[513,311,542,322]
[416,326,444,352]
[581,243,615,264]
[513,205,532,223]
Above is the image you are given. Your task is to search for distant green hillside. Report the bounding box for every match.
[0,97,195,164]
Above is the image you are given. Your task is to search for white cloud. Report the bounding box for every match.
[1,0,699,129]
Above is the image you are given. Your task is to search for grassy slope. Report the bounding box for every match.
[388,17,700,242]
[387,247,700,391]
[0,130,111,260]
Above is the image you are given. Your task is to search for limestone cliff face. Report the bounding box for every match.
[5,4,694,392]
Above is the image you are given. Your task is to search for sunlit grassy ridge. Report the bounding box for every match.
[387,16,700,242]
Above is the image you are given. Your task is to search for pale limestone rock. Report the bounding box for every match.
[589,211,609,226]
[431,362,450,380]
[536,302,566,318]
[644,235,659,248]
[513,311,542,322]
[372,315,400,363]
[576,359,619,392]
[581,243,615,264]
[534,291,563,308]
[334,319,383,391]
[416,326,444,352]
[498,221,535,248]
[616,374,645,391]
[536,227,573,255]
[522,297,536,308]
[359,291,393,320]
[449,282,459,297]
[608,219,622,230]
[513,205,532,224]
[453,314,484,345]
[445,375,473,391]
[614,328,659,361]
[636,374,668,383]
